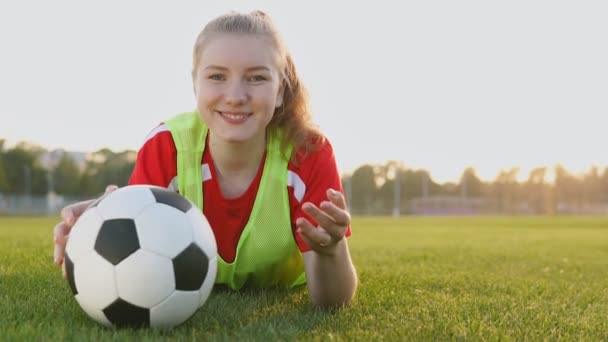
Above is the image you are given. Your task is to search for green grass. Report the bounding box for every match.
[1,216,608,340]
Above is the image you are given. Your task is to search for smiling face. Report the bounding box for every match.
[193,33,284,145]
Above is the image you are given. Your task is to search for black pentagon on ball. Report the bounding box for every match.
[94,219,140,265]
[103,298,150,328]
[150,187,192,213]
[173,243,209,291]
[64,253,77,295]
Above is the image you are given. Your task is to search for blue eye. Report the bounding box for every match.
[248,75,267,82]
[209,74,224,81]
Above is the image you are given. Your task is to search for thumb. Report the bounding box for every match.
[105,184,119,194]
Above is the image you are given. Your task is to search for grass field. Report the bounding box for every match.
[1,216,607,340]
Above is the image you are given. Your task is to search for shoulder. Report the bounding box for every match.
[289,137,336,172]
[140,123,175,151]
[135,123,178,167]
[287,137,340,202]
[142,123,170,143]
[140,111,200,147]
[129,123,177,187]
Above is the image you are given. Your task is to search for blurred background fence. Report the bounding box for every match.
[3,192,608,216]
[0,193,85,216]
[2,146,608,216]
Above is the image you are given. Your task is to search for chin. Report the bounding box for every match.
[220,134,253,144]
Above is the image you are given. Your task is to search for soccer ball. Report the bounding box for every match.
[63,185,217,329]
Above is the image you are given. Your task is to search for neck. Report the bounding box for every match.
[207,132,266,174]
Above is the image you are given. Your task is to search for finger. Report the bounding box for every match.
[318,205,349,241]
[59,185,117,225]
[297,227,317,250]
[327,188,347,210]
[302,202,338,231]
[296,217,332,247]
[53,222,70,265]
[61,200,95,226]
[105,184,119,193]
[302,202,347,241]
[85,184,118,210]
[319,200,351,228]
[62,261,67,279]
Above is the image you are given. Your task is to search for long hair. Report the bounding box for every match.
[192,11,324,163]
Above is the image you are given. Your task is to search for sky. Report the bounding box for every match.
[1,0,607,183]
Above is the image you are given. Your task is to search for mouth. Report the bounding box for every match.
[215,111,252,124]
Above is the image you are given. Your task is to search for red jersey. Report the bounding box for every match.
[128,123,351,263]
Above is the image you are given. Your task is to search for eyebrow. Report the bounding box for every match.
[203,65,271,72]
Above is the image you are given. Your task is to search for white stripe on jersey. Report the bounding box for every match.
[142,124,169,147]
[202,163,212,182]
[166,162,306,203]
[167,176,179,192]
[166,163,213,192]
[287,170,306,203]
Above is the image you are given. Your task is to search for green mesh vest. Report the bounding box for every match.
[164,112,306,290]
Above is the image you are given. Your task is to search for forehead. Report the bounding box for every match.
[199,33,281,71]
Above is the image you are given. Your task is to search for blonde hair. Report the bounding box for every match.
[192,10,324,163]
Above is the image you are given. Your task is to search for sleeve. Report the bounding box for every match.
[289,139,352,253]
[128,124,177,188]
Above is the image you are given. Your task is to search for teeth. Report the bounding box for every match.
[221,112,247,120]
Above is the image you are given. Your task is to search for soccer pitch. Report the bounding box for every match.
[1,216,607,340]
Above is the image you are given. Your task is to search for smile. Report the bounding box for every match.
[216,111,252,123]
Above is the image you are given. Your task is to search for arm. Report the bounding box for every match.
[302,240,357,308]
[53,124,174,269]
[297,189,358,308]
[53,185,118,270]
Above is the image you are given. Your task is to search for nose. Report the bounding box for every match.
[225,80,248,105]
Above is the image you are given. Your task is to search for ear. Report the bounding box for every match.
[275,81,285,108]
[191,70,198,96]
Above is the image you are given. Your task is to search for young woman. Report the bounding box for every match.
[53,10,357,308]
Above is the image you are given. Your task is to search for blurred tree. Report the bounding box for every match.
[601,167,608,201]
[492,168,520,214]
[458,167,484,198]
[0,139,8,192]
[78,149,136,196]
[523,167,554,214]
[1,142,48,194]
[52,153,82,196]
[350,164,378,215]
[582,166,602,204]
[554,165,580,212]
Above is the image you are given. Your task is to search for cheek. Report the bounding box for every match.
[196,86,221,107]
[254,87,281,108]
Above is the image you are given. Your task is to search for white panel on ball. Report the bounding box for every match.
[186,207,217,257]
[150,290,200,328]
[65,208,104,262]
[115,249,175,308]
[74,251,118,310]
[97,185,156,220]
[199,256,217,308]
[135,204,193,258]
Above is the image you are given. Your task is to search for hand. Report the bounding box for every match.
[296,188,351,256]
[53,185,118,276]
